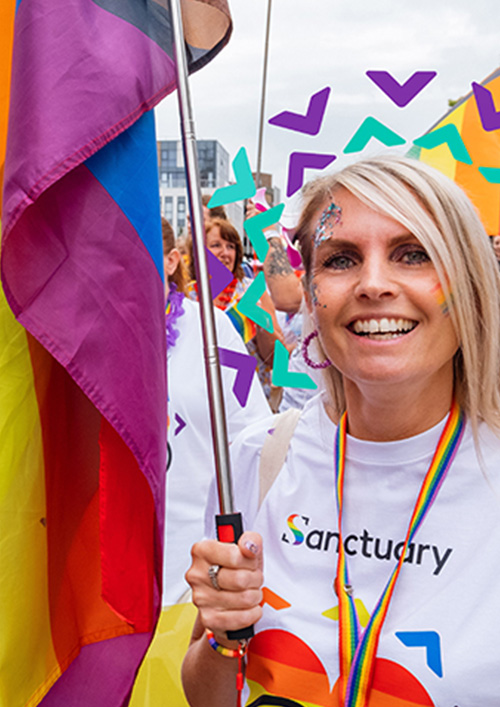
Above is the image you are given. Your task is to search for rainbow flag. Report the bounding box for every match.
[409,67,500,235]
[0,2,231,706]
[226,300,258,343]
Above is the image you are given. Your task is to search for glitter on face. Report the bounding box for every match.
[310,280,327,309]
[313,202,342,248]
[311,281,320,307]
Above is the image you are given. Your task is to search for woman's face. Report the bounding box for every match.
[306,187,459,396]
[206,225,237,273]
[492,235,500,260]
[163,247,181,297]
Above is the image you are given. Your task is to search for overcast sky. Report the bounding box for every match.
[156,0,500,215]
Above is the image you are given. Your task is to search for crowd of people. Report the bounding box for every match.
[160,156,500,707]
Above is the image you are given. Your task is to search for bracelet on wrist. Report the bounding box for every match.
[205,629,248,658]
[206,629,248,698]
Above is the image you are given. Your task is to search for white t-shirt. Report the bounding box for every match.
[164,298,269,605]
[206,393,500,706]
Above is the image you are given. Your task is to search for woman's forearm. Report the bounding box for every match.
[263,236,303,313]
[182,534,264,706]
[182,615,239,707]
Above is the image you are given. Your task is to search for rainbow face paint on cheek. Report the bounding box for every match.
[431,282,453,316]
[313,202,342,247]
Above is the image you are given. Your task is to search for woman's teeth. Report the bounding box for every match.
[351,318,417,339]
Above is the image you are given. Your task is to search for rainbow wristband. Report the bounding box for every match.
[205,630,247,658]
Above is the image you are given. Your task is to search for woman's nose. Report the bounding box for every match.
[353,258,399,300]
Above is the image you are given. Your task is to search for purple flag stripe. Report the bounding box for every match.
[90,0,175,55]
[1,164,166,496]
[39,632,152,707]
[3,0,177,237]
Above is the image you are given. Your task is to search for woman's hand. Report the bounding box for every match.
[186,531,264,642]
[245,200,260,221]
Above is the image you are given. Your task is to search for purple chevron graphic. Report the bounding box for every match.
[174,413,186,436]
[206,248,233,299]
[472,81,500,131]
[268,87,331,135]
[218,347,256,407]
[286,152,337,197]
[366,70,437,107]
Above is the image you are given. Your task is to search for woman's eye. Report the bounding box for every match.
[399,247,430,265]
[323,253,355,270]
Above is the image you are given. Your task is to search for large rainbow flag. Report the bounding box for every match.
[409,67,500,235]
[0,2,230,706]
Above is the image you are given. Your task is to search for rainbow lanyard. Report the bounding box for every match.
[334,400,465,707]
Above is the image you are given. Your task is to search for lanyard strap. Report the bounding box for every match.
[334,400,465,707]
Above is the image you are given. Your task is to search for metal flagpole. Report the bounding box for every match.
[255,0,273,188]
[170,1,253,641]
[170,0,234,516]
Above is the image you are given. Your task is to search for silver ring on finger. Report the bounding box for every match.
[208,564,221,591]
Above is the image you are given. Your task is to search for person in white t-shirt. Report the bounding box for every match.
[163,218,270,604]
[181,157,500,707]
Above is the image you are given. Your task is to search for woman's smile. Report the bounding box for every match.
[347,316,419,340]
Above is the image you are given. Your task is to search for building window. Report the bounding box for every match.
[177,196,186,229]
[164,196,173,224]
[172,173,186,188]
[161,172,167,183]
[176,142,183,168]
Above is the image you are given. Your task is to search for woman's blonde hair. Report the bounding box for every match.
[296,155,500,436]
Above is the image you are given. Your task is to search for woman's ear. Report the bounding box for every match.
[164,248,181,278]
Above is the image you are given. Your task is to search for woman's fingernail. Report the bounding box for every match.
[245,541,259,554]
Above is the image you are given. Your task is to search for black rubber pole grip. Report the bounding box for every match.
[215,512,255,640]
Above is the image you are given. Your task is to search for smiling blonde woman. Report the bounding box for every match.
[182,157,500,707]
[297,157,500,441]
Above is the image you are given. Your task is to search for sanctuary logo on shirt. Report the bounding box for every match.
[281,513,453,576]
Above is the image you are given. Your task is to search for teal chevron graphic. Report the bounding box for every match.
[243,204,285,262]
[478,166,500,183]
[272,340,317,390]
[238,272,274,333]
[343,117,406,154]
[208,147,256,208]
[413,124,473,164]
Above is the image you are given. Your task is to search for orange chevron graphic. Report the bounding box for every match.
[260,586,292,610]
